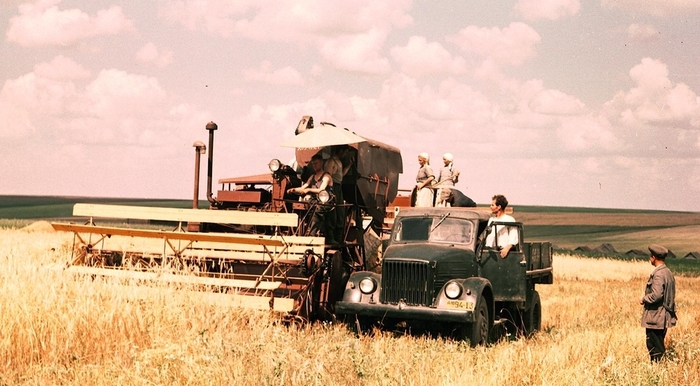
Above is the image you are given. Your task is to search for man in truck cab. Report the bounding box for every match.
[485,194,518,258]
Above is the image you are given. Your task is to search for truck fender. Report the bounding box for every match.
[434,277,493,322]
[340,271,382,304]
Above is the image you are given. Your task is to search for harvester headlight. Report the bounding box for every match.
[359,277,377,294]
[318,190,330,203]
[444,282,462,299]
[268,159,281,172]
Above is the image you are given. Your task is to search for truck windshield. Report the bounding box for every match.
[394,217,473,244]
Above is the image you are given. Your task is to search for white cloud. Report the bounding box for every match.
[84,69,168,123]
[135,43,174,68]
[376,72,619,160]
[377,74,494,127]
[0,56,91,138]
[455,76,619,158]
[529,89,586,116]
[0,98,34,139]
[6,0,133,47]
[447,22,540,67]
[158,0,245,35]
[0,72,79,128]
[627,23,659,41]
[0,0,28,8]
[605,58,700,128]
[390,36,466,77]
[555,116,619,152]
[160,0,412,40]
[514,0,580,20]
[0,56,186,148]
[492,79,588,131]
[320,90,359,122]
[242,61,304,86]
[629,58,672,91]
[318,29,391,74]
[33,55,91,80]
[602,0,700,17]
[159,0,411,74]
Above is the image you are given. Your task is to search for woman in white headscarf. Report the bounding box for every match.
[414,153,435,207]
[435,152,461,207]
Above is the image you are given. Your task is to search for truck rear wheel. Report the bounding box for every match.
[523,291,541,336]
[461,295,489,347]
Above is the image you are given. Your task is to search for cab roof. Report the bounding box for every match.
[395,207,491,222]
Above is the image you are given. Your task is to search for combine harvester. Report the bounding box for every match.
[51,116,403,321]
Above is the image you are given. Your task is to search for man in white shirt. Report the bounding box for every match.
[485,194,518,258]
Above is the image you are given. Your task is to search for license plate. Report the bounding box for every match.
[446,300,475,310]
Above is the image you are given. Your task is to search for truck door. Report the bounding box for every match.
[477,223,526,302]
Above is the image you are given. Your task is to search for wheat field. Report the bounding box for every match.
[1,227,699,385]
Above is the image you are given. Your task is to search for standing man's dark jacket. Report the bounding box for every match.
[641,264,677,329]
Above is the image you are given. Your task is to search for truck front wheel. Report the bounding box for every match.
[461,295,489,347]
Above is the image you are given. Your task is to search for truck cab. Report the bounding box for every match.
[335,207,553,346]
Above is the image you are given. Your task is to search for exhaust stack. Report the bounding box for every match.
[192,141,206,209]
[205,121,221,207]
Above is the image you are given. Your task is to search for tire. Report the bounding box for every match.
[327,250,348,307]
[461,295,489,347]
[523,291,542,336]
[299,268,325,322]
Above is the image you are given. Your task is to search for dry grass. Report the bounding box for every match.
[2,229,699,385]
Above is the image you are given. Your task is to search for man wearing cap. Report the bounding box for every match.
[640,244,677,362]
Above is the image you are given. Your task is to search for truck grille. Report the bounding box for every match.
[381,260,433,306]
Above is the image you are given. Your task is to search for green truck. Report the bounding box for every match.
[335,207,553,346]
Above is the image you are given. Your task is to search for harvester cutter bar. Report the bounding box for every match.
[46,264,297,312]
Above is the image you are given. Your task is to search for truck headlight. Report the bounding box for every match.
[359,277,377,294]
[444,282,462,299]
[268,159,281,172]
[318,190,330,203]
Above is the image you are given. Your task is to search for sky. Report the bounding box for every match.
[1,0,700,212]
